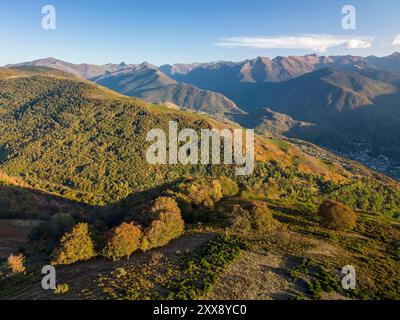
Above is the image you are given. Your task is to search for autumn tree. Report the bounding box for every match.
[7,254,26,275]
[102,222,142,261]
[219,176,239,197]
[141,197,184,251]
[225,201,277,233]
[318,200,357,231]
[170,178,223,222]
[248,201,278,232]
[52,223,95,265]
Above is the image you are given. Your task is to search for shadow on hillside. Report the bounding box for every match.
[268,204,317,229]
[105,180,182,211]
[0,179,183,223]
[0,184,92,220]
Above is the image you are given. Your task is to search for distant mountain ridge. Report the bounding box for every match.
[9,58,244,117]
[7,57,134,79]
[159,54,400,174]
[10,53,400,83]
[240,67,398,115]
[161,53,400,88]
[235,67,400,176]
[91,63,245,117]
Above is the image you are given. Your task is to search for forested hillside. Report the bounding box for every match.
[0,67,399,218]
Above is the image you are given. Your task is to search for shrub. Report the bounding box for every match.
[29,213,75,243]
[52,223,95,265]
[142,197,184,251]
[225,201,277,233]
[50,213,75,239]
[7,254,26,275]
[54,283,70,295]
[170,178,223,222]
[102,222,142,261]
[148,197,182,220]
[248,201,278,232]
[226,205,253,231]
[318,200,357,231]
[219,176,239,197]
[29,222,52,242]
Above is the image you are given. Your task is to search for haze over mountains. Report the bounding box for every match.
[8,57,129,79]
[8,53,400,179]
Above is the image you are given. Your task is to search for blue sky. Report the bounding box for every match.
[0,0,399,66]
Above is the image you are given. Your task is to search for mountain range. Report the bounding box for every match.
[8,58,244,118]
[8,57,128,79]
[161,52,400,86]
[90,62,244,117]
[7,53,400,179]
[163,53,400,178]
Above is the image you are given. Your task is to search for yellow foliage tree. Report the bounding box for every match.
[52,223,95,265]
[141,197,184,251]
[7,254,26,275]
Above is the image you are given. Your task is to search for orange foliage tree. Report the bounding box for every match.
[102,222,142,261]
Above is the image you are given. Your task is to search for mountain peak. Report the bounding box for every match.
[388,52,400,59]
[35,57,60,64]
[139,61,157,69]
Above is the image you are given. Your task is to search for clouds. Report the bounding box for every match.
[393,35,400,46]
[216,34,373,52]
